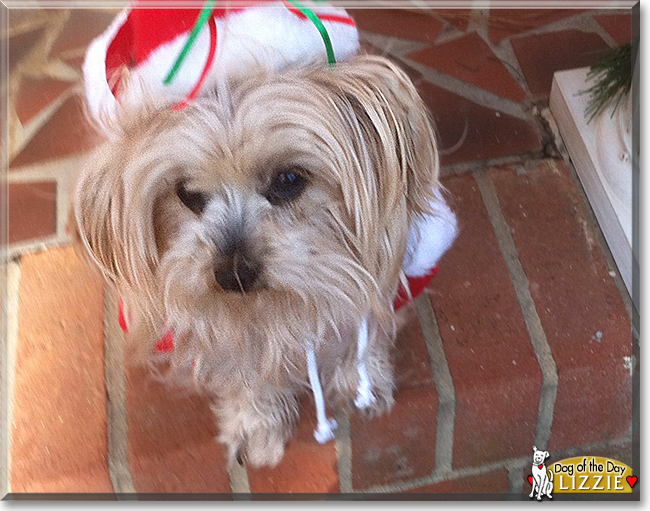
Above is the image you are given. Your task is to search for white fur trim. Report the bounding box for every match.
[83,8,131,134]
[402,190,458,277]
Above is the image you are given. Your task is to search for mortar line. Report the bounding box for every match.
[473,168,558,450]
[334,410,353,493]
[228,460,252,496]
[414,293,456,475]
[103,288,137,497]
[359,434,632,494]
[1,260,21,497]
[507,464,525,496]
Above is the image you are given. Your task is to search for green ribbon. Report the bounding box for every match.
[164,0,217,86]
[164,0,336,87]
[285,0,336,66]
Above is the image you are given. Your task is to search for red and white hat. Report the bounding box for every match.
[83,0,359,130]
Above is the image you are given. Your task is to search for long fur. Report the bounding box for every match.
[74,55,441,467]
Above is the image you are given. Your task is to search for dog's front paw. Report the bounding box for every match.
[356,387,394,419]
[241,424,288,468]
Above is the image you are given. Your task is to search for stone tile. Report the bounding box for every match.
[348,9,444,44]
[61,53,86,70]
[10,95,101,169]
[8,10,45,31]
[126,364,231,493]
[50,9,116,56]
[488,9,587,43]
[247,398,339,493]
[351,385,438,490]
[430,173,542,469]
[414,79,541,165]
[490,160,632,452]
[394,309,434,391]
[10,246,111,493]
[8,181,57,244]
[511,29,609,97]
[408,33,527,102]
[594,14,633,45]
[407,469,509,493]
[15,76,74,125]
[8,27,42,73]
[430,9,472,33]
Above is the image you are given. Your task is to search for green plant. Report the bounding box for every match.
[583,43,633,123]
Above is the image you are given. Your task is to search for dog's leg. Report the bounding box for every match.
[327,321,395,417]
[360,332,396,418]
[211,386,299,468]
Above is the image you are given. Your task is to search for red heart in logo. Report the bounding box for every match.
[627,475,638,488]
[528,475,533,485]
[538,464,543,469]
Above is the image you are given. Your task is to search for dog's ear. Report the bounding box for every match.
[307,55,442,294]
[533,446,537,452]
[323,55,440,219]
[545,452,550,459]
[74,130,164,290]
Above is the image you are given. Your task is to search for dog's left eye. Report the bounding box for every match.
[265,170,307,205]
[177,182,208,215]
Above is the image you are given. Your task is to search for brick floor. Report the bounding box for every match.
[247,399,339,494]
[511,30,610,98]
[351,385,438,490]
[5,6,637,500]
[126,365,231,494]
[8,181,57,244]
[408,33,527,102]
[408,469,509,493]
[10,247,111,493]
[491,161,632,451]
[431,173,541,469]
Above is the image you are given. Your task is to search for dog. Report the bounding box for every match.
[74,9,457,469]
[530,446,554,500]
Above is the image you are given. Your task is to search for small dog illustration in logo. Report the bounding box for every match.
[530,446,554,500]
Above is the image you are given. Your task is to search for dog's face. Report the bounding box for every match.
[75,56,440,374]
[533,447,550,465]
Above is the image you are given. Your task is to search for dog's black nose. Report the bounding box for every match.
[214,256,260,293]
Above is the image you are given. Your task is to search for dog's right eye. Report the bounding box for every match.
[177,182,208,215]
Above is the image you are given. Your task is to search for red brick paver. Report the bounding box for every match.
[15,76,74,125]
[10,95,101,169]
[416,80,541,166]
[511,29,609,97]
[431,173,542,469]
[348,9,444,44]
[247,399,339,493]
[49,9,116,56]
[408,33,527,103]
[126,365,231,494]
[487,9,586,43]
[490,161,632,451]
[351,385,438,490]
[10,247,111,493]
[408,469,509,493]
[394,309,434,391]
[8,181,57,244]
[593,14,633,45]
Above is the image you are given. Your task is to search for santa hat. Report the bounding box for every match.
[83,0,359,129]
